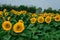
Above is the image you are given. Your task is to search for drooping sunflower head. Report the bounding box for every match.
[30,17,36,24]
[20,10,27,14]
[37,16,44,23]
[3,9,7,13]
[18,20,24,23]
[17,11,22,15]
[45,16,52,23]
[13,22,25,33]
[2,21,12,31]
[11,9,17,14]
[54,16,60,22]
[32,13,37,17]
[7,16,11,21]
[0,11,3,17]
[4,12,9,16]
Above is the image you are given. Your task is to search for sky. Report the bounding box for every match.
[0,0,60,10]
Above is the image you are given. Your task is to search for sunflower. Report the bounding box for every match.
[18,20,24,23]
[13,22,25,33]
[11,9,17,14]
[43,12,48,17]
[32,13,37,17]
[5,12,9,16]
[2,17,6,21]
[55,13,60,16]
[30,18,36,24]
[48,13,54,17]
[28,13,32,18]
[54,16,60,22]
[2,21,12,31]
[20,10,27,14]
[7,16,11,21]
[37,16,44,23]
[45,16,51,23]
[3,9,7,13]
[39,13,43,17]
[17,11,21,15]
[0,11,3,17]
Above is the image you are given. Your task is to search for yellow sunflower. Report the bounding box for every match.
[5,12,9,16]
[37,16,44,23]
[17,11,21,15]
[32,13,37,17]
[13,22,25,33]
[18,20,24,23]
[11,9,17,14]
[2,21,12,31]
[39,13,43,17]
[3,9,7,13]
[48,13,54,17]
[30,18,36,24]
[55,13,60,16]
[43,12,48,17]
[0,11,3,17]
[20,10,27,14]
[54,16,60,22]
[2,17,6,21]
[7,16,11,21]
[45,16,51,23]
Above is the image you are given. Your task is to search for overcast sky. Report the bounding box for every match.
[0,0,60,10]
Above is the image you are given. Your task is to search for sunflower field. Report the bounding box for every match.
[0,6,60,40]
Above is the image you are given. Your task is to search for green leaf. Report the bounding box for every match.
[32,35,38,40]
[2,34,11,40]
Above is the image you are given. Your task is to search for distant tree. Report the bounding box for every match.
[52,10,57,14]
[58,9,60,13]
[36,7,42,14]
[27,6,36,13]
[18,5,28,11]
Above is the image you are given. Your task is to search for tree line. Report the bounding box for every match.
[0,4,60,13]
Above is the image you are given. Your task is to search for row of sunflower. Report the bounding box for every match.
[0,9,60,40]
[30,13,60,24]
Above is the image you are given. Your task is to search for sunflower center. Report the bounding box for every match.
[16,25,21,31]
[47,18,50,22]
[56,17,59,20]
[5,24,10,28]
[39,18,43,22]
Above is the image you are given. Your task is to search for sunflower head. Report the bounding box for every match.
[30,18,36,24]
[20,10,27,14]
[4,12,9,16]
[7,16,11,21]
[13,22,25,33]
[39,13,44,17]
[17,11,22,15]
[2,21,12,31]
[55,13,60,16]
[43,12,48,17]
[37,16,44,23]
[48,13,54,17]
[18,20,24,23]
[3,9,7,13]
[32,13,37,17]
[11,9,17,14]
[45,16,52,23]
[54,16,60,22]
[0,11,3,17]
